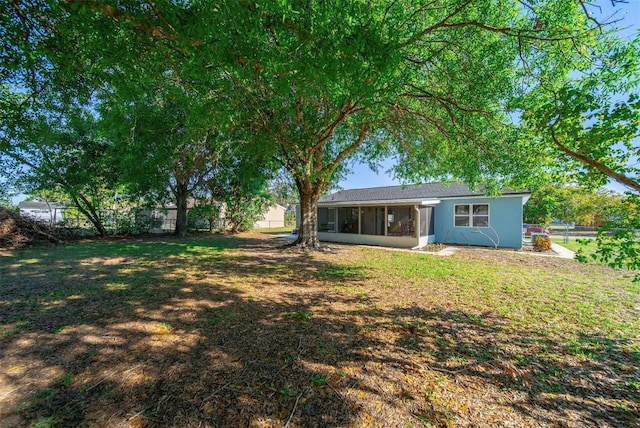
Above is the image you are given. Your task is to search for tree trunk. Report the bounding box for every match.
[174,189,189,238]
[73,194,107,236]
[292,188,321,248]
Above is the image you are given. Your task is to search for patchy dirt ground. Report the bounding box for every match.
[0,233,638,427]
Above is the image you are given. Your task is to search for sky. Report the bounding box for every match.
[338,0,640,192]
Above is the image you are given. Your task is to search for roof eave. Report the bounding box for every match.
[438,192,532,200]
[318,198,441,206]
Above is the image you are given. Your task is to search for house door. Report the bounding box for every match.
[419,206,434,237]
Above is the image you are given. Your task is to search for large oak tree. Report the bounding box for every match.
[207,0,607,247]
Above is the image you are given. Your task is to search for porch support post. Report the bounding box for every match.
[333,208,337,233]
[384,206,388,236]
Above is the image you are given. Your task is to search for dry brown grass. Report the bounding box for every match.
[0,232,638,427]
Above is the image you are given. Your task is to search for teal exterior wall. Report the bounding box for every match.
[434,196,524,248]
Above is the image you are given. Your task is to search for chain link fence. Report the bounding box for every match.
[31,210,228,236]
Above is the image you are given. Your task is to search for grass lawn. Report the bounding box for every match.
[1,233,638,427]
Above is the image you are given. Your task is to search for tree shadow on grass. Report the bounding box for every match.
[380,304,639,426]
[0,235,638,427]
[1,237,369,426]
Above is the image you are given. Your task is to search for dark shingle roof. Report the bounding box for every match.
[319,183,528,204]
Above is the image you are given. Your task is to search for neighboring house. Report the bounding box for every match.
[254,204,286,229]
[18,201,66,225]
[302,183,530,249]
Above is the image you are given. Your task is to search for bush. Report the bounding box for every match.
[187,204,221,232]
[117,209,160,235]
[533,235,552,252]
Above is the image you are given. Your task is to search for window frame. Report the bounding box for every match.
[454,203,490,228]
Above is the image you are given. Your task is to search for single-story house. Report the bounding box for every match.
[18,201,66,225]
[254,204,286,229]
[304,183,530,249]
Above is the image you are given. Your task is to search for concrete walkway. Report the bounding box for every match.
[426,243,576,259]
[272,233,298,241]
[550,243,576,259]
[270,233,577,259]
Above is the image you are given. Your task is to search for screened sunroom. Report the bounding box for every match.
[315,203,436,249]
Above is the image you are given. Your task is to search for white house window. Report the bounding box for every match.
[454,205,470,226]
[472,204,489,226]
[454,204,489,227]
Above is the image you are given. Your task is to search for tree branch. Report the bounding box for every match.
[403,0,474,46]
[400,84,493,117]
[66,0,176,41]
[549,126,640,193]
[380,0,400,37]
[405,0,597,49]
[310,98,363,156]
[326,123,370,175]
[388,104,451,139]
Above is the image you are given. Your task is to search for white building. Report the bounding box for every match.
[18,201,66,225]
[254,204,286,229]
